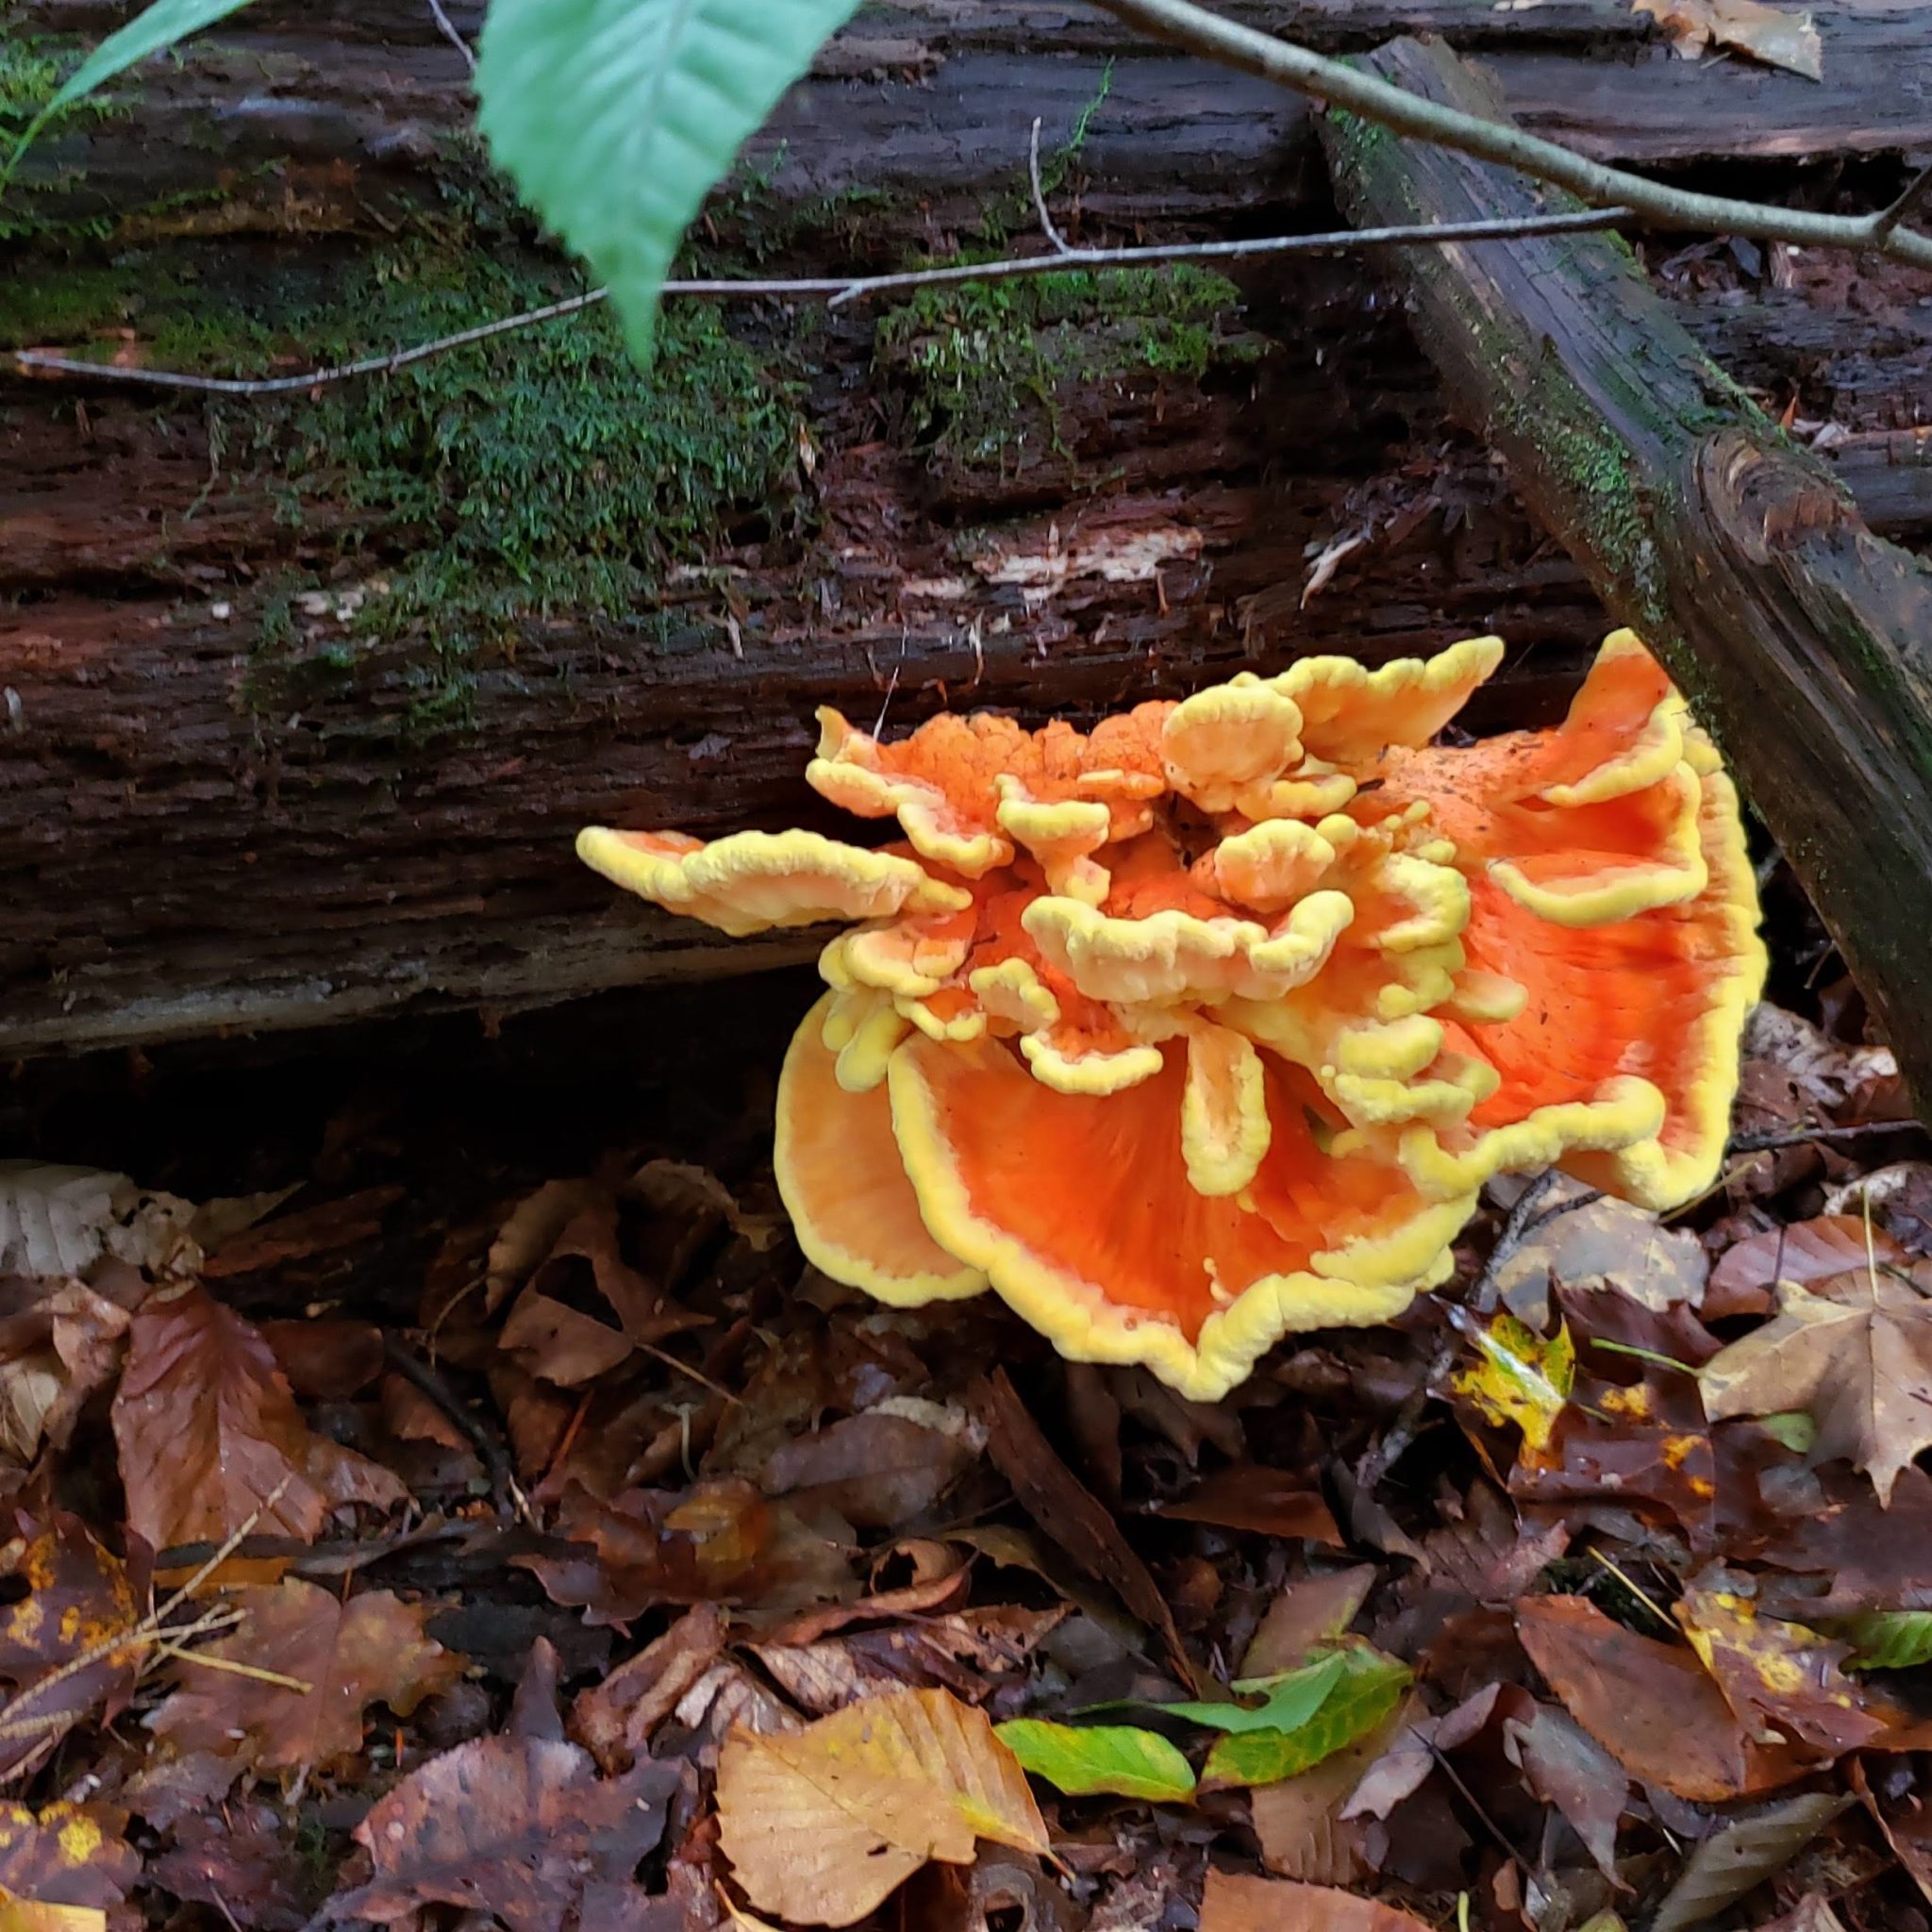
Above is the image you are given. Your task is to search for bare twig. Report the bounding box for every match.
[1873,158,1932,242]
[1086,0,1932,271]
[9,207,1630,397]
[1727,1116,1925,1155]
[382,1335,527,1523]
[425,0,476,76]
[1028,117,1076,257]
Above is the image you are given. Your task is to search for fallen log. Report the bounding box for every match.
[6,5,1932,1059]
[1320,35,1932,1108]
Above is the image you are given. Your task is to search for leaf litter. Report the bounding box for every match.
[0,973,1929,1928]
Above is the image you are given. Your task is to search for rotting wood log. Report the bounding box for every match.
[1321,35,1932,1110]
[7,4,1932,1060]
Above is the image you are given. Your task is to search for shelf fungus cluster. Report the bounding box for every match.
[578,630,1765,1399]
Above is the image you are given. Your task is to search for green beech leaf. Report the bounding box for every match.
[994,1720,1197,1803]
[1829,1610,1932,1671]
[1164,1651,1349,1736]
[475,0,865,361]
[3,0,259,186]
[1199,1649,1410,1791]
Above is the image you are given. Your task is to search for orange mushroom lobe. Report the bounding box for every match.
[577,628,1766,1400]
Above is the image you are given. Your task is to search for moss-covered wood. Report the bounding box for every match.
[1322,34,1932,1111]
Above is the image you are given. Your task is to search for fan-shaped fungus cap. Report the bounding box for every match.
[576,628,1765,1400]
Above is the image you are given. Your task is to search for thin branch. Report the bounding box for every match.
[1727,1115,1925,1154]
[1085,0,1932,271]
[1028,117,1076,257]
[425,0,477,76]
[1873,158,1932,242]
[8,208,1631,397]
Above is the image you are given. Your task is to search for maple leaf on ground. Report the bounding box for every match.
[715,1687,1048,1927]
[1633,0,1823,81]
[145,1580,462,1787]
[1517,1595,1821,1800]
[1699,1262,1932,1504]
[0,1513,149,1780]
[1197,1870,1431,1932]
[110,1284,407,1550]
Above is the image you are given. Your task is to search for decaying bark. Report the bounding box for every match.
[1322,35,1932,1110]
[6,1,1932,1058]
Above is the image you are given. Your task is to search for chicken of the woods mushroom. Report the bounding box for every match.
[577,630,1765,1401]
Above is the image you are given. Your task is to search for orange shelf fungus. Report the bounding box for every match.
[577,629,1767,1400]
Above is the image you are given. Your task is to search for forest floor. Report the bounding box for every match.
[1,858,1929,1932]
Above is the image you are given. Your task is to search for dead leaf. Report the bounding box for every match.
[1709,1217,1902,1318]
[0,1513,149,1778]
[1742,1005,1898,1117]
[144,1801,308,1931]
[574,1602,729,1773]
[0,1801,139,1909]
[1649,1790,1850,1932]
[519,1478,853,1626]
[1675,1571,1886,1755]
[763,1409,980,1531]
[1700,1264,1932,1504]
[715,1687,1047,1927]
[259,1320,384,1400]
[1634,0,1822,81]
[1197,1870,1432,1932]
[972,1369,1192,1685]
[1152,1467,1341,1544]
[1517,1595,1818,1799]
[110,1285,407,1550]
[0,1165,190,1281]
[0,1280,129,1465]
[1491,1186,1707,1324]
[1252,1693,1412,1885]
[1503,1700,1628,1879]
[1456,1313,1574,1451]
[339,1731,680,1932]
[1748,1465,1932,1616]
[147,1580,462,1782]
[485,1180,603,1313]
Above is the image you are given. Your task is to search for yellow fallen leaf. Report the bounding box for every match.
[1455,1313,1574,1452]
[0,1894,105,1932]
[716,1687,1048,1927]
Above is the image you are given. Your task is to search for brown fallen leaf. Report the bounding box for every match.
[111,1285,407,1549]
[1709,1216,1904,1319]
[1503,1699,1628,1880]
[574,1602,730,1774]
[0,1801,140,1909]
[972,1369,1193,1685]
[0,1513,149,1779]
[1490,1182,1707,1324]
[1198,1870,1432,1932]
[339,1729,681,1932]
[762,1407,981,1532]
[1700,1262,1932,1504]
[144,1801,310,1931]
[715,1687,1048,1927]
[1151,1466,1342,1544]
[1251,1693,1413,1886]
[1634,0,1822,81]
[146,1580,462,1783]
[519,1478,853,1626]
[1675,1571,1886,1755]
[0,1280,128,1469]
[1649,1790,1851,1932]
[259,1320,385,1400]
[1517,1595,1819,1800]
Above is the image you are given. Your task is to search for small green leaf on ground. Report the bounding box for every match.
[1167,1652,1349,1736]
[994,1720,1197,1803]
[1201,1649,1412,1791]
[1829,1610,1932,1671]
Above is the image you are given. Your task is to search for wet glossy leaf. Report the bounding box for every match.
[111,1285,405,1550]
[994,1719,1196,1802]
[1456,1313,1574,1451]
